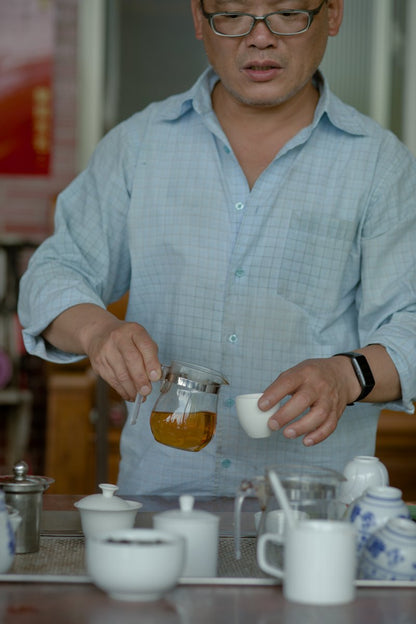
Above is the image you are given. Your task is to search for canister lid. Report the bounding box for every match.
[155,495,220,524]
[0,460,54,493]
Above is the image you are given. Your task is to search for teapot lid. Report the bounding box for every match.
[162,361,229,394]
[74,484,134,511]
[156,495,219,524]
[0,460,54,493]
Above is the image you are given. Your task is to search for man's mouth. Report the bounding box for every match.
[245,64,280,71]
[242,62,283,81]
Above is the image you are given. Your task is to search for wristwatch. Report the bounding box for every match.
[334,352,375,403]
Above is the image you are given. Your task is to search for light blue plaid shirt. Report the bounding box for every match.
[19,68,416,496]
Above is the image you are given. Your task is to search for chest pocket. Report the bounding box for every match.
[276,210,359,315]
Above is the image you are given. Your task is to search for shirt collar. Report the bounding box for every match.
[161,67,367,138]
[314,71,367,137]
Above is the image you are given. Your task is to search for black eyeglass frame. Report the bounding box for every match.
[199,0,328,37]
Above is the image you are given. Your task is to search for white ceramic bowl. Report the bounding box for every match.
[86,529,186,601]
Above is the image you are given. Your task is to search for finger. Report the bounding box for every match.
[302,415,339,446]
[258,374,296,411]
[91,330,145,400]
[121,337,154,397]
[282,406,339,445]
[96,352,138,401]
[107,323,159,398]
[132,331,161,382]
[267,387,314,431]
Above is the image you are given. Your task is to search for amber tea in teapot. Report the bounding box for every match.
[149,361,228,452]
[150,409,216,452]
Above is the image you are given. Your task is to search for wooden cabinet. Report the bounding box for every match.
[45,366,97,494]
[375,407,416,501]
[45,364,124,494]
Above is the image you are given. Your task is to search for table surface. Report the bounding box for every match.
[1,495,416,624]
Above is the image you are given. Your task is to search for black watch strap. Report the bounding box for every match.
[334,352,375,404]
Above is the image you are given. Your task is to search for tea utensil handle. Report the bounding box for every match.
[130,393,143,425]
[267,470,296,529]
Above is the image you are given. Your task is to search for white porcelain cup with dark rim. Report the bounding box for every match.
[235,393,278,438]
[257,519,357,605]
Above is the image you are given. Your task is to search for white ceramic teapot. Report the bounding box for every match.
[0,490,22,573]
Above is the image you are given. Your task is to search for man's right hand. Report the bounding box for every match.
[43,303,161,401]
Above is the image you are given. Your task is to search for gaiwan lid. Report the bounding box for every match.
[0,460,54,493]
[157,495,219,524]
[74,484,134,511]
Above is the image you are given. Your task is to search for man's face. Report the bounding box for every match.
[191,0,343,109]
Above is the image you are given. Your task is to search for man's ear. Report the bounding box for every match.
[191,0,204,41]
[327,0,344,37]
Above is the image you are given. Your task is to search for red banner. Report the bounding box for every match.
[0,1,54,176]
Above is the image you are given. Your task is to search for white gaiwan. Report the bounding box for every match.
[74,484,142,539]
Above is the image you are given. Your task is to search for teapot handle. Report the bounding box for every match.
[234,478,268,560]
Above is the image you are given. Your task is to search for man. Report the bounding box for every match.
[18,1,416,495]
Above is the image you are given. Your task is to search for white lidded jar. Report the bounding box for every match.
[345,485,410,555]
[339,456,389,505]
[153,495,220,578]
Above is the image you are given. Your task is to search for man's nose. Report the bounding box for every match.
[246,18,278,44]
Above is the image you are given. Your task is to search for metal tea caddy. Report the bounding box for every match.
[0,460,54,553]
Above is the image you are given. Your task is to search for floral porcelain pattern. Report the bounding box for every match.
[358,518,416,581]
[346,486,410,554]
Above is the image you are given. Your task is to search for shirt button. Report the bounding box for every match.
[235,268,245,278]
[224,398,235,408]
[235,202,244,211]
[221,459,231,468]
[228,334,238,344]
[224,145,231,154]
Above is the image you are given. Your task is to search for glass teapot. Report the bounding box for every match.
[234,463,346,559]
[148,360,229,452]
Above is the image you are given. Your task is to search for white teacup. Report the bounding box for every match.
[257,520,357,605]
[339,456,389,505]
[236,393,278,438]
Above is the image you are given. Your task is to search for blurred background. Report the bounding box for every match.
[0,0,415,497]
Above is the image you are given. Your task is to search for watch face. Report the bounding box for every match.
[335,352,375,401]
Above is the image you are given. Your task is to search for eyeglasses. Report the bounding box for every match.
[200,0,327,37]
